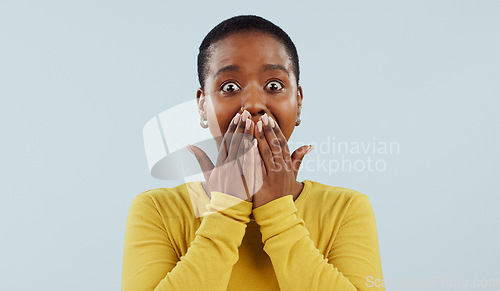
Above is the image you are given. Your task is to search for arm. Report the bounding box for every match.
[252,194,385,291]
[122,191,252,291]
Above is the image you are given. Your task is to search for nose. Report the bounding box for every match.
[240,85,267,122]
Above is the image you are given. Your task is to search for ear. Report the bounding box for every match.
[196,88,206,118]
[296,84,304,115]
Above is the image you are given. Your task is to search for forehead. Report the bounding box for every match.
[207,31,292,74]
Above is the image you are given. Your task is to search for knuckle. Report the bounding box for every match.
[263,126,273,133]
[226,123,236,132]
[243,132,253,139]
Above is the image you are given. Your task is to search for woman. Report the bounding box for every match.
[122,15,385,291]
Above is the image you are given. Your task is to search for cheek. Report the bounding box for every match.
[213,111,231,133]
[204,98,223,138]
[205,100,234,138]
[282,121,295,141]
[276,105,298,140]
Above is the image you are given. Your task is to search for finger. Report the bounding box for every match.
[270,117,292,171]
[227,110,250,163]
[260,156,266,176]
[187,144,215,181]
[291,145,313,178]
[216,113,240,167]
[254,119,273,174]
[235,138,251,199]
[222,158,247,200]
[253,139,263,194]
[253,124,267,176]
[236,139,248,175]
[241,139,255,198]
[236,119,254,174]
[263,115,283,167]
[239,146,251,200]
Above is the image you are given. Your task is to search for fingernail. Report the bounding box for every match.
[242,110,250,120]
[305,145,313,154]
[187,145,194,154]
[233,113,241,125]
[261,113,269,126]
[269,116,276,128]
[253,139,257,148]
[256,120,262,132]
[245,118,252,130]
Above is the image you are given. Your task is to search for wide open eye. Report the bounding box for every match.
[221,82,241,93]
[265,81,284,91]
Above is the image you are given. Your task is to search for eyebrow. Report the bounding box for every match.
[213,64,290,78]
[214,65,240,78]
[263,64,289,76]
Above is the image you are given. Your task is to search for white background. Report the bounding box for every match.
[1,0,499,290]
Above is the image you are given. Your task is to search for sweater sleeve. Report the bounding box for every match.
[122,191,253,291]
[252,194,385,291]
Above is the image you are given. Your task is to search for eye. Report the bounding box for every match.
[265,81,284,91]
[221,82,241,93]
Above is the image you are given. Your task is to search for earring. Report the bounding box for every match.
[200,115,208,128]
[295,115,301,126]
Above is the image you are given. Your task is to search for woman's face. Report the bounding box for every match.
[197,31,303,147]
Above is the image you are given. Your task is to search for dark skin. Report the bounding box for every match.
[190,31,312,209]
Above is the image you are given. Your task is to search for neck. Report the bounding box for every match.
[292,181,305,201]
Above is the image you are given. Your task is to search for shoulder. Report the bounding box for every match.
[305,180,370,204]
[130,182,197,218]
[300,180,373,220]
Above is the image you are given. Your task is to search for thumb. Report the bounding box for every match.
[187,144,214,181]
[290,145,314,179]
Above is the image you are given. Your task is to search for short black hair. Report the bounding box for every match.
[197,15,300,90]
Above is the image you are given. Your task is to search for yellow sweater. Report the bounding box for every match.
[122,180,385,290]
